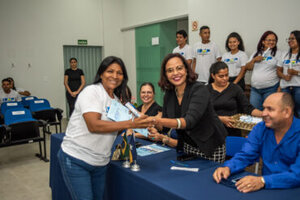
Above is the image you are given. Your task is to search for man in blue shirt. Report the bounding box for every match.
[213,92,300,193]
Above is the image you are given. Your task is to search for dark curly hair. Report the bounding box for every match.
[254,31,278,57]
[158,53,198,92]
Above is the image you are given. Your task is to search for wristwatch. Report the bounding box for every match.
[261,177,265,188]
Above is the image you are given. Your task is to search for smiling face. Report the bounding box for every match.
[2,81,11,93]
[262,34,277,50]
[211,68,229,87]
[228,37,240,52]
[140,85,154,105]
[288,33,298,49]
[100,63,124,95]
[262,94,288,129]
[176,34,187,47]
[165,57,187,88]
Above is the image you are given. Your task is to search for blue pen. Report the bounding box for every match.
[170,160,190,167]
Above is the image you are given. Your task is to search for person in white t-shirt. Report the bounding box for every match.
[222,32,248,90]
[58,56,155,200]
[0,78,21,105]
[246,31,281,110]
[192,26,221,83]
[277,30,300,117]
[7,77,31,97]
[172,30,193,67]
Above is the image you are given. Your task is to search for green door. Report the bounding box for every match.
[135,20,177,106]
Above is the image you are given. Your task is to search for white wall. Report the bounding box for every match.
[0,0,104,116]
[122,30,137,102]
[102,0,124,58]
[122,0,188,29]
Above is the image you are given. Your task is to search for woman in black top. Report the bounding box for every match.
[208,62,262,136]
[137,82,162,116]
[64,57,85,116]
[149,53,227,163]
[131,82,162,139]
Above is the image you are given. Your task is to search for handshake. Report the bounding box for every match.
[130,115,159,129]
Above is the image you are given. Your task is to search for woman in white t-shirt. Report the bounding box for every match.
[58,56,154,200]
[246,31,281,110]
[222,32,248,90]
[277,30,300,117]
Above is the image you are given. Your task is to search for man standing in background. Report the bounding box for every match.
[173,30,193,67]
[192,26,221,84]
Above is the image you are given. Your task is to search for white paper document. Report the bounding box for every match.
[107,100,149,136]
[170,166,199,172]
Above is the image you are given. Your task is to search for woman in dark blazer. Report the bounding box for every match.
[150,53,227,163]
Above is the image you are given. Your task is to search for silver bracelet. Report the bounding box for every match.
[176,118,181,129]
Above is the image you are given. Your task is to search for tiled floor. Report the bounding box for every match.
[0,119,68,200]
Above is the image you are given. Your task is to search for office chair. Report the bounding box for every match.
[29,98,63,134]
[0,101,24,124]
[21,96,38,108]
[2,107,48,162]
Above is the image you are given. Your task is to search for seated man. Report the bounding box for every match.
[213,92,300,193]
[0,78,21,105]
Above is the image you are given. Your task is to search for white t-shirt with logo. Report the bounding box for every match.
[0,89,21,105]
[192,41,221,83]
[172,44,193,60]
[61,83,119,166]
[278,52,300,88]
[249,50,282,89]
[222,51,248,77]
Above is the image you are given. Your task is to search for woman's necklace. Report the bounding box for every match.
[175,88,184,98]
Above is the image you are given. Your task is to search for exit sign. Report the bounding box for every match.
[78,39,88,45]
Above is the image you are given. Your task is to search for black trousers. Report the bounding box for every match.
[66,92,77,117]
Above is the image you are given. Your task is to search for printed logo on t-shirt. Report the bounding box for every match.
[180,52,185,56]
[197,48,210,55]
[2,97,15,102]
[283,59,300,67]
[224,58,238,64]
[263,56,273,61]
[106,106,110,113]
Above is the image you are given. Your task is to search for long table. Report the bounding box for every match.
[50,133,300,200]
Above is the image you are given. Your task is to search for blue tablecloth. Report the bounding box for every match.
[50,133,300,200]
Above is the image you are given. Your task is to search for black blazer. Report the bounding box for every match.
[163,82,227,156]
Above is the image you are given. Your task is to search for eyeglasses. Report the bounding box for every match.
[286,37,296,42]
[166,65,185,74]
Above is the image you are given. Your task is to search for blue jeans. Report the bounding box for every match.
[57,149,107,200]
[250,83,279,110]
[281,86,300,118]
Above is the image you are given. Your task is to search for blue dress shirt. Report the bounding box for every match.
[224,117,300,189]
